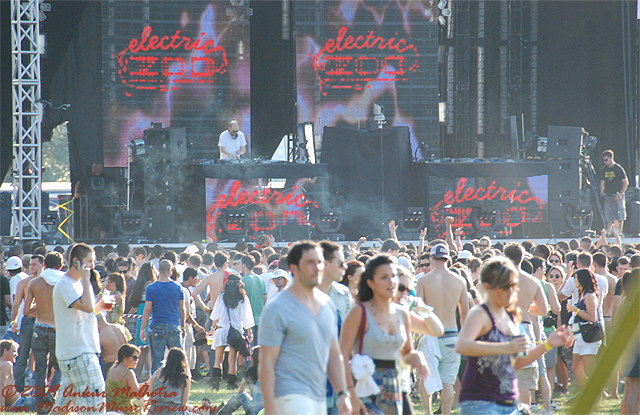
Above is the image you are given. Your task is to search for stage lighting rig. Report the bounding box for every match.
[399,207,425,233]
[470,206,499,232]
[220,209,248,234]
[315,209,343,234]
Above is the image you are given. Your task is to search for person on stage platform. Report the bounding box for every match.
[218,120,247,160]
[599,150,629,236]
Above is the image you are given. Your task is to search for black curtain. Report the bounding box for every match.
[250,1,296,158]
[43,2,103,190]
[0,1,12,182]
[321,126,412,239]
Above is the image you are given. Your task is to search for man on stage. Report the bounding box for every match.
[218,120,247,159]
[599,150,628,236]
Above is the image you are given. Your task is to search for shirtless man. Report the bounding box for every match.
[10,254,43,392]
[191,252,228,314]
[96,313,129,378]
[415,243,469,415]
[592,252,619,398]
[503,242,549,406]
[0,340,33,410]
[24,251,64,410]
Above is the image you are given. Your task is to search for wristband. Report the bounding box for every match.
[420,236,425,240]
[93,309,99,315]
[543,340,553,351]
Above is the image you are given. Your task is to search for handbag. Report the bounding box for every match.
[226,305,250,356]
[543,311,556,328]
[579,321,604,343]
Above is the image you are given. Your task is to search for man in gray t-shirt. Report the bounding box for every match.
[258,241,352,415]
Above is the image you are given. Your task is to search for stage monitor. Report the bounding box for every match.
[429,175,549,238]
[295,1,440,158]
[205,177,321,241]
[102,1,251,167]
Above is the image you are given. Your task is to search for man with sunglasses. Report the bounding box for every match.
[414,253,431,279]
[599,150,628,237]
[415,243,469,415]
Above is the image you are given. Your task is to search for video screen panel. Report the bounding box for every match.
[205,178,319,241]
[296,1,440,158]
[429,175,549,238]
[102,1,250,167]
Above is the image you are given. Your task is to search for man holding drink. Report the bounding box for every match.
[52,243,109,414]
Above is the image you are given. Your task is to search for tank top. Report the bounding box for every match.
[355,303,407,360]
[460,304,517,402]
[105,368,140,415]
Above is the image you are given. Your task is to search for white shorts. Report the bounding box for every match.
[274,394,326,415]
[573,332,601,356]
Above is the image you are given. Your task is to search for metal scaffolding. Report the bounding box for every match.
[11,0,42,240]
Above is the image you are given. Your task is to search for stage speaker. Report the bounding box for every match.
[546,126,583,159]
[511,222,551,239]
[548,159,582,200]
[275,224,312,242]
[624,188,640,237]
[143,127,188,163]
[146,204,175,242]
[0,193,11,236]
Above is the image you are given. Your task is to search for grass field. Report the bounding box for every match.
[187,376,623,415]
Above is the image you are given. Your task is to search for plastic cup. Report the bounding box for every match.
[103,294,115,311]
[206,333,214,345]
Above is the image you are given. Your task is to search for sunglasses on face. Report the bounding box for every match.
[419,262,430,268]
[480,244,489,248]
[548,274,562,279]
[398,284,408,293]
[548,259,560,264]
[118,269,128,273]
[272,276,285,281]
[132,355,139,361]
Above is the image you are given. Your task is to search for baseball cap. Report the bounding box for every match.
[430,243,450,259]
[458,250,473,259]
[271,269,290,281]
[6,256,22,271]
[269,260,279,269]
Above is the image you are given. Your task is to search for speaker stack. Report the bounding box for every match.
[546,126,593,236]
[141,127,188,242]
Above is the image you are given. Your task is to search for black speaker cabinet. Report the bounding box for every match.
[546,126,583,159]
[511,222,551,239]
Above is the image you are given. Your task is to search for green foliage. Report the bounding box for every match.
[42,123,70,183]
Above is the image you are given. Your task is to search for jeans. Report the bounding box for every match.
[219,391,254,415]
[459,400,524,415]
[31,326,61,409]
[15,316,35,391]
[149,323,182,373]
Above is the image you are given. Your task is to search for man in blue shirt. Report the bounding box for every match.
[140,259,185,372]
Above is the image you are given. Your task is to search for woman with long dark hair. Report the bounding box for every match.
[455,258,570,414]
[148,348,191,415]
[104,272,126,324]
[208,273,254,390]
[566,269,602,385]
[340,254,428,415]
[340,260,365,300]
[128,262,157,380]
[106,344,143,415]
[545,265,569,394]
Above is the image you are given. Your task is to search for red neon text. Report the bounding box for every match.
[313,26,419,94]
[117,26,228,92]
[430,178,544,238]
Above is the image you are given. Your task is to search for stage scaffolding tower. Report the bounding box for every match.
[11,0,42,240]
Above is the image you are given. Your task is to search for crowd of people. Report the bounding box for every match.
[0,220,638,415]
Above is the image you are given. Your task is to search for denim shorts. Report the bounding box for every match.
[459,400,525,415]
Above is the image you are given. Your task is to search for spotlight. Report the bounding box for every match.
[115,210,146,236]
[470,206,499,232]
[567,204,593,231]
[219,209,248,234]
[315,209,343,233]
[399,207,425,233]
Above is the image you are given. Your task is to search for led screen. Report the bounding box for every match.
[296,1,440,157]
[205,178,319,241]
[429,175,549,238]
[102,1,250,167]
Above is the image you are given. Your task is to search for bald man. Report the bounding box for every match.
[218,120,247,159]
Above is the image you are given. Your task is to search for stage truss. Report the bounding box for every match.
[11,0,42,240]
